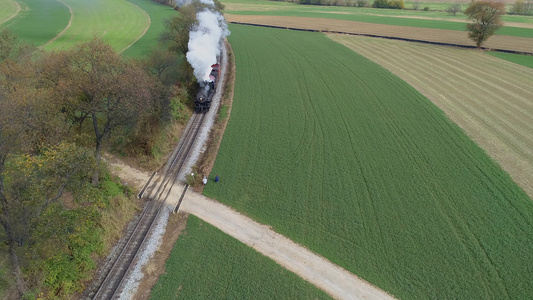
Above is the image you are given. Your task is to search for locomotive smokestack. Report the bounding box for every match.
[177,0,230,82]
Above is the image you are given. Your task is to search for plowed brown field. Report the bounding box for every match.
[328,34,533,198]
[225,14,533,53]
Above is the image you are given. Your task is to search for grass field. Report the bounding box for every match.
[205,24,533,299]
[0,0,19,25]
[0,0,70,46]
[150,215,332,299]
[122,0,178,58]
[43,0,149,52]
[328,33,533,201]
[488,51,533,68]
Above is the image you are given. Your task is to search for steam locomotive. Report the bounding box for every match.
[194,64,220,113]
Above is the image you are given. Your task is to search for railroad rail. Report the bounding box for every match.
[85,113,207,300]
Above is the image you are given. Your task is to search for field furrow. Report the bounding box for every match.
[330,34,533,198]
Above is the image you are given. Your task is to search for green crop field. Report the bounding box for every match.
[0,0,150,52]
[122,0,178,58]
[151,215,332,299]
[205,24,533,299]
[488,51,533,68]
[43,0,149,52]
[0,0,70,46]
[0,0,19,25]
[221,0,533,37]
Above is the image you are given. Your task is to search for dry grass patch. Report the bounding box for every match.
[329,33,533,198]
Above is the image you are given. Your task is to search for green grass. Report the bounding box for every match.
[489,52,533,68]
[222,0,533,37]
[0,0,70,46]
[43,0,149,52]
[122,0,178,58]
[204,24,533,299]
[151,215,332,299]
[0,0,19,25]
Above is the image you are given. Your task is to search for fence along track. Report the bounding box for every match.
[90,113,207,299]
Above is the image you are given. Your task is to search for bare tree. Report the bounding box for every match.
[464,1,505,48]
[446,3,462,16]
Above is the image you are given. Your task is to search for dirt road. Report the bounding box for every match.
[108,159,395,299]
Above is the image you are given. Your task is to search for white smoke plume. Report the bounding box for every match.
[187,10,230,81]
[175,0,230,82]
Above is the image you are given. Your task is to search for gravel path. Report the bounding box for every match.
[108,159,394,299]
[178,190,395,300]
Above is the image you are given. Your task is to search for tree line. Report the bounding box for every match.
[0,2,205,296]
[271,0,533,15]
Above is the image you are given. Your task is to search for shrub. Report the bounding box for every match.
[389,0,404,9]
[372,0,389,8]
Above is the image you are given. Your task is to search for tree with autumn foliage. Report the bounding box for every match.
[464,1,506,48]
[40,38,154,185]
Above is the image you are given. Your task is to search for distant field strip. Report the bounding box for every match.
[206,24,533,299]
[44,0,149,52]
[0,0,20,25]
[151,215,334,299]
[329,35,533,198]
[226,10,533,37]
[225,14,533,53]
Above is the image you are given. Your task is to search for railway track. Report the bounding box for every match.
[85,112,207,300]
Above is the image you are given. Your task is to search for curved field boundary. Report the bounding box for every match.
[0,0,21,26]
[43,0,149,52]
[0,0,70,46]
[225,14,533,54]
[121,0,178,58]
[42,0,72,48]
[329,34,533,199]
[119,4,150,54]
